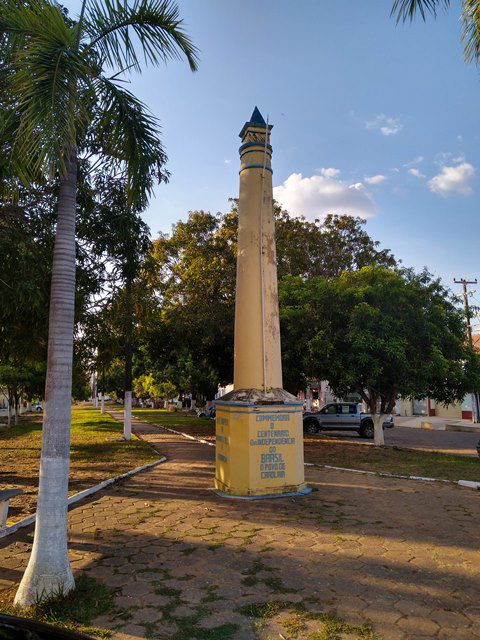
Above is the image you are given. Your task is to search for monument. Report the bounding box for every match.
[214,108,309,498]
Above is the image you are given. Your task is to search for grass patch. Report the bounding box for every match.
[132,409,214,441]
[237,601,380,640]
[0,406,159,522]
[308,610,380,640]
[237,600,304,619]
[304,438,480,482]
[241,559,296,594]
[0,573,116,638]
[135,409,479,482]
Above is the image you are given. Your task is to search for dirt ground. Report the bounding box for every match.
[0,407,157,522]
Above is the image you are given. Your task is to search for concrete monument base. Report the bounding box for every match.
[214,389,308,498]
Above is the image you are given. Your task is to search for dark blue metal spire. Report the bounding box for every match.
[250,106,266,126]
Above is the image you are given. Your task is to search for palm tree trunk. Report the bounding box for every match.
[15,148,77,606]
[124,277,133,440]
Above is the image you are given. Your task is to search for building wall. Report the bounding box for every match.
[397,396,472,420]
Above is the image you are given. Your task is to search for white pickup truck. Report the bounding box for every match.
[303,402,394,439]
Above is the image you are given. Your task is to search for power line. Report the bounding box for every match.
[454,278,480,422]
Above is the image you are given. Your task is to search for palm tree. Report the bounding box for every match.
[0,0,197,606]
[391,0,480,64]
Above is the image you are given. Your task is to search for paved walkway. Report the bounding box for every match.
[1,414,479,640]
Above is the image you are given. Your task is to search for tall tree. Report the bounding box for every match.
[88,174,153,438]
[391,0,480,65]
[141,204,396,398]
[280,267,480,445]
[1,0,198,606]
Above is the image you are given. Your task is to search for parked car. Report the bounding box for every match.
[303,402,394,439]
[196,405,216,419]
[34,403,42,411]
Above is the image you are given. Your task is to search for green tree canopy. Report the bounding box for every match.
[139,203,397,398]
[280,266,479,444]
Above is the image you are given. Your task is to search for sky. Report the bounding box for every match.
[66,0,480,296]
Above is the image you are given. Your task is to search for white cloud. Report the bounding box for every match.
[403,156,424,168]
[273,171,376,221]
[224,159,231,165]
[364,174,387,185]
[366,114,403,136]
[408,168,425,178]
[434,151,465,167]
[428,163,475,197]
[318,167,341,179]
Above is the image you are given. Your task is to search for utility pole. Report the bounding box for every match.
[454,278,479,422]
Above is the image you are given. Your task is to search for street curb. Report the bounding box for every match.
[0,457,166,540]
[309,463,480,490]
[421,420,480,434]
[117,414,480,492]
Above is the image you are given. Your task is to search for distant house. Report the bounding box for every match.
[298,380,362,411]
[398,333,480,420]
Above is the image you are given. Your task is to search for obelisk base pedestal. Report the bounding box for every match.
[214,389,310,499]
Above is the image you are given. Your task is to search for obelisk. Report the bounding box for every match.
[214,108,309,498]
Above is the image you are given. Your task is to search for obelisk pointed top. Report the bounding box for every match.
[250,106,266,126]
[239,106,273,139]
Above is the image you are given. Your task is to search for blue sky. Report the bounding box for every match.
[67,0,480,293]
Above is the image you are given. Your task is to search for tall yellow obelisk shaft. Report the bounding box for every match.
[214,107,308,499]
[234,108,282,390]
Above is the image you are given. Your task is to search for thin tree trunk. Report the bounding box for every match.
[124,278,133,440]
[373,413,386,446]
[14,393,20,424]
[93,373,98,408]
[15,148,77,606]
[7,392,13,428]
[100,368,105,414]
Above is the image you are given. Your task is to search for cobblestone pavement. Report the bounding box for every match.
[1,413,479,640]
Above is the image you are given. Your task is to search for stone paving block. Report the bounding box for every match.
[131,607,163,624]
[121,580,151,597]
[397,615,440,636]
[1,415,480,640]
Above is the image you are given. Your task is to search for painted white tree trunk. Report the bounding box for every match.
[373,413,386,446]
[100,394,105,414]
[15,150,77,607]
[124,391,132,440]
[26,401,31,412]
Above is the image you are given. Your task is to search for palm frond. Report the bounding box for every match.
[391,0,450,22]
[83,0,199,72]
[1,0,95,180]
[93,76,169,208]
[462,0,480,64]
